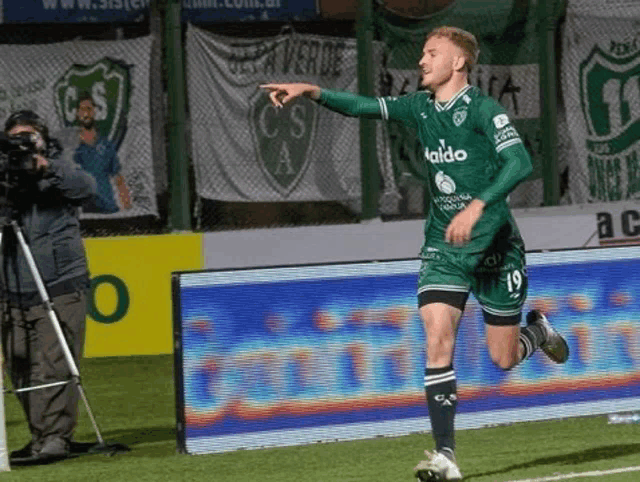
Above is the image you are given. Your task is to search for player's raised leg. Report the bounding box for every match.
[525,310,569,363]
[485,309,569,369]
[480,239,569,369]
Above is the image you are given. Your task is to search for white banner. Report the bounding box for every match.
[0,36,156,219]
[186,24,395,206]
[561,6,640,203]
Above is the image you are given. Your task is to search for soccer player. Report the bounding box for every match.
[260,26,569,482]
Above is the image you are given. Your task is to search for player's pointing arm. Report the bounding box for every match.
[260,83,322,108]
[260,82,397,120]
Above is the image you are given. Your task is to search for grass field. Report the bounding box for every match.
[3,354,640,481]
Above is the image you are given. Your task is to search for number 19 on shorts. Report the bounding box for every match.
[506,269,525,299]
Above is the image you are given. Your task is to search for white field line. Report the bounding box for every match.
[506,465,640,482]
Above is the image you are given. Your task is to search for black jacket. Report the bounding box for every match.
[1,150,97,306]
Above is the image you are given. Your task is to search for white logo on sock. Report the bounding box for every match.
[434,394,457,406]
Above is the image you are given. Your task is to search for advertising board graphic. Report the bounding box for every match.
[1,0,317,24]
[173,247,640,454]
[183,0,318,23]
[2,0,149,24]
[84,233,203,357]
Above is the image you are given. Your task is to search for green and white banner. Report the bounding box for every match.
[186,24,396,209]
[561,2,640,203]
[0,36,156,219]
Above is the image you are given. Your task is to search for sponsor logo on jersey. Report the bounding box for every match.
[483,253,503,267]
[493,114,510,129]
[435,170,456,194]
[453,107,467,126]
[434,193,472,211]
[425,139,468,164]
[494,125,520,144]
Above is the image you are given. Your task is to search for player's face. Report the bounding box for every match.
[76,100,96,128]
[419,36,465,92]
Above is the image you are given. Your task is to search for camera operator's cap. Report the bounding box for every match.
[4,110,49,140]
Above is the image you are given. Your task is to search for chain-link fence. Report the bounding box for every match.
[6,1,629,236]
[190,3,558,231]
[0,20,170,237]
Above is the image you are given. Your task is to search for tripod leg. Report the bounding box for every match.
[10,221,106,447]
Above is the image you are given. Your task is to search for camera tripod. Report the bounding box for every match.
[0,219,129,463]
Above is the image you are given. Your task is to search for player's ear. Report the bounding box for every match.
[452,54,466,72]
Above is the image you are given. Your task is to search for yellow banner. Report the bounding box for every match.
[83,233,203,357]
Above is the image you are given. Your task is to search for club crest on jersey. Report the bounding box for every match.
[435,171,456,194]
[453,107,467,126]
[493,114,510,129]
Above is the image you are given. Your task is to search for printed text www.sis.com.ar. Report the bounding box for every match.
[42,0,149,10]
[42,0,282,9]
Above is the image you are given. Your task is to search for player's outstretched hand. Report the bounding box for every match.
[259,83,321,108]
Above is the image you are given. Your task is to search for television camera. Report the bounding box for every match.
[0,131,42,176]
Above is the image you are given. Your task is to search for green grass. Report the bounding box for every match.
[4,355,640,481]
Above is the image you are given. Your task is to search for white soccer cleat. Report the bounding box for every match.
[526,310,569,364]
[414,450,463,481]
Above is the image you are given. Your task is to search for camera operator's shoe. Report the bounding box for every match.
[414,450,463,481]
[10,437,71,466]
[37,437,70,461]
[9,441,37,462]
[526,310,569,364]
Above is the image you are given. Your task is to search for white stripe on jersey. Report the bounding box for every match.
[378,97,389,120]
[434,85,473,112]
[496,138,523,152]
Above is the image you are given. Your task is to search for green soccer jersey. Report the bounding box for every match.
[378,85,533,255]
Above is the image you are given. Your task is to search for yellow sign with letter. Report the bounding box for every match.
[83,233,203,357]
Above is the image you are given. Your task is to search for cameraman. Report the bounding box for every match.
[0,110,96,463]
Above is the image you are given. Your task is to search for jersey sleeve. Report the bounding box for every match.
[317,89,384,119]
[317,89,421,128]
[475,98,533,206]
[377,92,422,128]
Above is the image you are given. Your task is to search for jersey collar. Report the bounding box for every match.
[434,84,472,112]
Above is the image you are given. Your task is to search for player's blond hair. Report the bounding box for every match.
[426,26,479,73]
